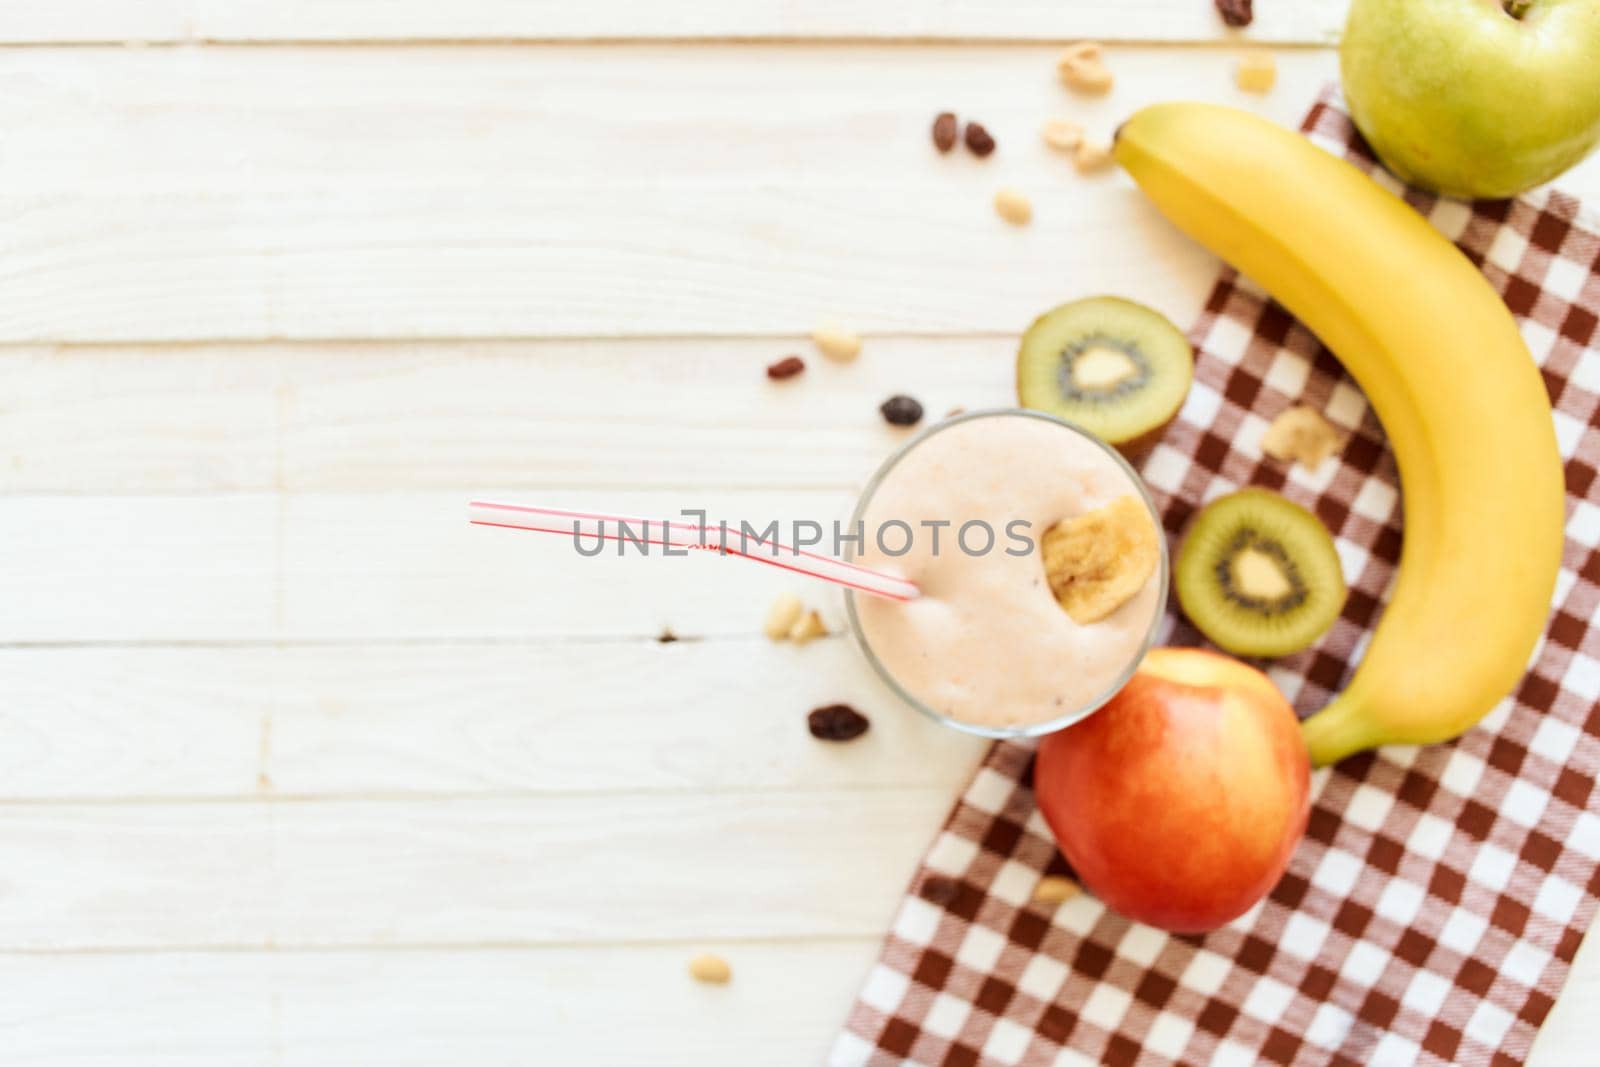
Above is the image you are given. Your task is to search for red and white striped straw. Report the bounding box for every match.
[467,500,919,602]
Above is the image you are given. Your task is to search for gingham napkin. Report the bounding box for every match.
[830,88,1600,1067]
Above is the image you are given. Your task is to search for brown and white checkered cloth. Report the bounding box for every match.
[830,88,1600,1067]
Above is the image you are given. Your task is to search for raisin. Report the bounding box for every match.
[879,395,924,426]
[932,111,959,153]
[766,355,805,380]
[964,121,996,158]
[1215,0,1253,27]
[919,874,960,906]
[807,704,870,741]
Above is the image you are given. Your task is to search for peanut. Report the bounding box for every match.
[788,610,828,644]
[1073,138,1114,174]
[687,953,732,984]
[1235,51,1277,94]
[1057,42,1114,95]
[993,187,1033,226]
[1041,118,1085,154]
[1033,875,1081,904]
[813,327,862,363]
[764,593,804,640]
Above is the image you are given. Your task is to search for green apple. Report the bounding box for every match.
[1341,0,1600,199]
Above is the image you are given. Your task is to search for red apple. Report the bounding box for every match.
[1035,647,1310,933]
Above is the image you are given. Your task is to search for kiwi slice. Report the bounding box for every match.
[1016,296,1194,453]
[1175,488,1346,657]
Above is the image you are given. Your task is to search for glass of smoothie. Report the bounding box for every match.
[844,408,1168,738]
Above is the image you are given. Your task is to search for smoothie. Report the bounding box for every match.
[847,409,1165,735]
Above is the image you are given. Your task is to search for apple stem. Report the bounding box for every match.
[1503,0,1533,18]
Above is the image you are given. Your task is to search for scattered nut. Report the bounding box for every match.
[1261,405,1343,470]
[879,395,924,426]
[808,703,871,741]
[963,121,996,158]
[945,405,966,419]
[993,187,1033,226]
[813,327,862,363]
[764,592,804,640]
[789,610,828,643]
[657,628,679,644]
[1235,51,1277,93]
[1057,42,1114,95]
[932,111,959,153]
[1073,138,1115,174]
[1041,118,1085,154]
[1215,0,1254,27]
[1033,875,1081,904]
[688,953,732,984]
[1042,494,1160,624]
[766,354,805,380]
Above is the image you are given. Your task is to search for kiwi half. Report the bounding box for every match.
[1175,488,1346,658]
[1016,296,1194,453]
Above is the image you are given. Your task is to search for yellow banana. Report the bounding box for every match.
[1114,103,1565,767]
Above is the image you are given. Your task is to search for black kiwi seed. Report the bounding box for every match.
[1175,488,1346,658]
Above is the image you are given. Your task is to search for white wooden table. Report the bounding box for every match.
[1,4,1596,1063]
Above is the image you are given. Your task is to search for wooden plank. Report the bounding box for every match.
[0,790,945,949]
[0,935,1592,1066]
[0,494,280,643]
[0,1,1348,45]
[0,345,279,492]
[0,647,265,799]
[0,45,1343,342]
[0,642,985,798]
[0,339,1012,493]
[266,640,985,795]
[3,488,922,642]
[278,489,862,641]
[277,338,1014,492]
[0,941,880,1066]
[0,173,1217,344]
[1531,927,1600,1066]
[0,489,844,641]
[0,940,1593,1067]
